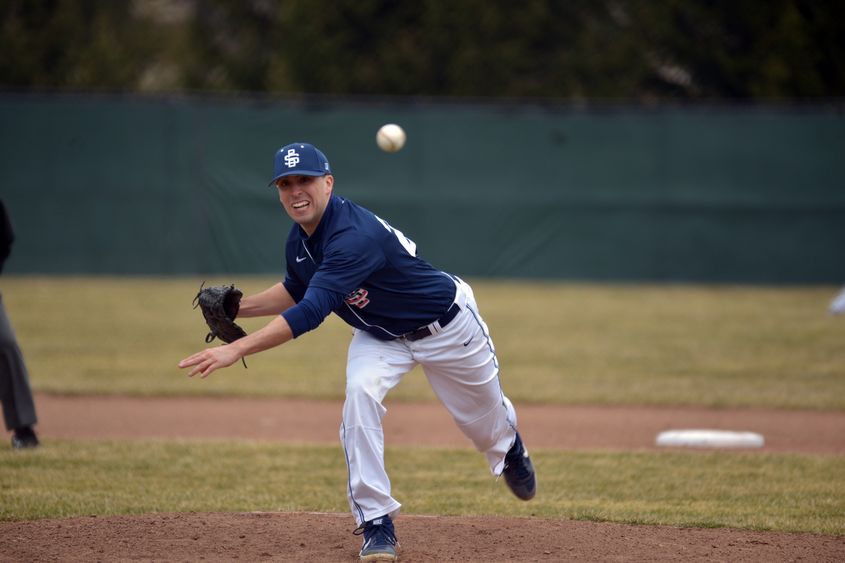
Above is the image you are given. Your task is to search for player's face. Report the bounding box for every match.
[275,174,334,235]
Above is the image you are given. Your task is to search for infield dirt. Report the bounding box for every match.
[1,393,843,562]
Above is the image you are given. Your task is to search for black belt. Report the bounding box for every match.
[402,303,461,341]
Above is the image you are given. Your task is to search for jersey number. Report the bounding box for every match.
[375,215,417,257]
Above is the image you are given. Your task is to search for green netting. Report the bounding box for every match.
[2,95,843,282]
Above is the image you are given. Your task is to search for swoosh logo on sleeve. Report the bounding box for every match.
[296,256,307,263]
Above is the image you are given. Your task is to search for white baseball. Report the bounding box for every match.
[376,123,406,152]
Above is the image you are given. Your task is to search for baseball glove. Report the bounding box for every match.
[192,283,248,367]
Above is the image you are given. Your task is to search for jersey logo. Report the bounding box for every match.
[284,149,300,168]
[345,288,370,308]
[296,256,307,263]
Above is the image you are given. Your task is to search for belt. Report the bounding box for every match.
[402,303,461,342]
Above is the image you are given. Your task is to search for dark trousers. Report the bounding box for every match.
[0,293,37,430]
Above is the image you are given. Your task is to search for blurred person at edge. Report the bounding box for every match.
[830,286,845,315]
[0,198,39,449]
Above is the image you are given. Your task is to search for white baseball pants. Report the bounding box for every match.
[340,278,518,525]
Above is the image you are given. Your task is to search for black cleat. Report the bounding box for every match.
[502,432,536,500]
[11,426,39,449]
[354,514,398,561]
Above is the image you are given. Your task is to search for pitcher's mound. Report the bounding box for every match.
[2,511,843,562]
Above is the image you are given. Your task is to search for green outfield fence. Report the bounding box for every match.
[1,94,843,282]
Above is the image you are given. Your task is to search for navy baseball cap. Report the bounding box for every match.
[269,142,332,185]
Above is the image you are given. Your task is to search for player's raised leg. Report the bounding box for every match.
[414,279,536,500]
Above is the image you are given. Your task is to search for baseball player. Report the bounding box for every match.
[179,142,536,561]
[830,286,845,315]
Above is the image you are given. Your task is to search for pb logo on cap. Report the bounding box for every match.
[269,142,332,186]
[284,149,300,168]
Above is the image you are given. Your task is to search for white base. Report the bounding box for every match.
[655,429,765,449]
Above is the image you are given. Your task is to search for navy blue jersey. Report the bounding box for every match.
[281,195,456,340]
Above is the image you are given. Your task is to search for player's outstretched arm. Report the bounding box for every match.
[238,282,296,317]
[178,315,294,378]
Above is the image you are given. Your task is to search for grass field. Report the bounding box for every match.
[2,441,844,534]
[1,276,844,535]
[3,276,844,409]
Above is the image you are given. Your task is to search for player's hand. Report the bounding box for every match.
[178,345,242,378]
